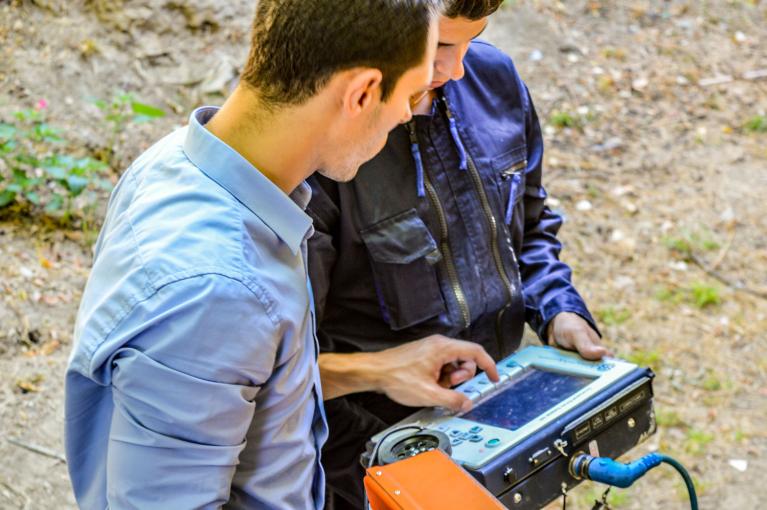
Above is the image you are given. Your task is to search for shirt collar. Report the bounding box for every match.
[183,106,313,255]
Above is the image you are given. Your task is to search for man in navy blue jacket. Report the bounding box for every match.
[308,1,608,507]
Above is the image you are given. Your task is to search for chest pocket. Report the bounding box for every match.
[360,209,445,331]
[493,146,528,226]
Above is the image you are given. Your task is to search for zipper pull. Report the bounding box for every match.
[441,96,468,171]
[408,122,426,198]
[505,172,522,224]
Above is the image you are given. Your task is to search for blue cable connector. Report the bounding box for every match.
[570,453,698,510]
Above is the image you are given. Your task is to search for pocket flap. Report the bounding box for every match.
[360,209,440,265]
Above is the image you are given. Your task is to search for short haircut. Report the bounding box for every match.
[241,0,441,108]
[443,0,503,20]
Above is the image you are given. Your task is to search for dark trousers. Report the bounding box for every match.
[322,393,415,510]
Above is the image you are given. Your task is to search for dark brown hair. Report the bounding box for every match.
[241,0,441,107]
[444,0,503,20]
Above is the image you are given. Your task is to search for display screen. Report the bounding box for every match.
[462,368,594,431]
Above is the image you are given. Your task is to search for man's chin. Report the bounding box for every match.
[317,165,359,183]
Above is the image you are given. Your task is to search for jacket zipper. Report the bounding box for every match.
[501,160,528,178]
[408,122,471,329]
[443,97,521,355]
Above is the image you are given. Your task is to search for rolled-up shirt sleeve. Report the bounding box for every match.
[80,274,281,509]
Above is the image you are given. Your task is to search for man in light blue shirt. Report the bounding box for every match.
[64,1,458,508]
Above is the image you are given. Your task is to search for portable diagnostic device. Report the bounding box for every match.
[369,346,656,509]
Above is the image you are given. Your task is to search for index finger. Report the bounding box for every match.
[446,342,499,382]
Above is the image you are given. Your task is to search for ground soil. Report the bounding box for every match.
[1,1,765,508]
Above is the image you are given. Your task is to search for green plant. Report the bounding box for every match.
[655,408,685,427]
[744,115,767,133]
[684,428,713,455]
[94,91,165,166]
[625,349,661,370]
[0,101,112,221]
[549,110,579,129]
[662,229,720,259]
[691,282,721,308]
[596,306,631,326]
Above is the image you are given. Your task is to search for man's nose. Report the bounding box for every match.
[450,47,466,81]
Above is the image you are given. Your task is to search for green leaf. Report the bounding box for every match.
[0,189,16,208]
[66,174,90,195]
[0,123,16,140]
[97,178,114,191]
[44,164,66,179]
[25,191,41,205]
[45,194,64,212]
[131,101,165,120]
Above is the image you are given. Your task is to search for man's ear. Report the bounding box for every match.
[341,68,383,118]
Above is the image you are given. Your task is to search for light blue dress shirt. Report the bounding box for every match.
[65,107,328,509]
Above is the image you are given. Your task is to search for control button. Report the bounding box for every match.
[435,424,450,432]
[485,438,501,448]
[469,425,483,434]
[460,432,473,440]
[449,430,462,438]
[451,438,464,447]
[468,434,483,443]
[461,390,481,400]
[505,360,521,368]
[496,367,514,383]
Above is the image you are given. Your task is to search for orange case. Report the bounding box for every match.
[364,449,506,510]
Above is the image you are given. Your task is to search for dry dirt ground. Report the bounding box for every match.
[1,1,766,509]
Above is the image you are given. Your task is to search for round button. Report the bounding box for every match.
[485,438,501,448]
[469,425,483,433]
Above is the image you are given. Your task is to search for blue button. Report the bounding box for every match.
[451,438,464,446]
[469,425,483,433]
[449,430,462,437]
[468,434,483,443]
[485,438,501,448]
[505,360,520,368]
[460,432,473,440]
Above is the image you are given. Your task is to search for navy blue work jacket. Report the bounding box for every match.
[307,41,598,361]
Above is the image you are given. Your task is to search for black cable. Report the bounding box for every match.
[658,454,698,510]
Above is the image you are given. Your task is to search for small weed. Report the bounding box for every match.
[626,349,661,370]
[655,281,722,308]
[691,282,721,308]
[569,483,630,508]
[701,370,722,391]
[663,229,720,260]
[596,306,631,326]
[655,286,685,304]
[684,429,713,455]
[93,91,165,167]
[743,115,767,133]
[549,111,580,129]
[655,408,685,428]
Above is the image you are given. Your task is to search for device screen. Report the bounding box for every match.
[461,368,594,431]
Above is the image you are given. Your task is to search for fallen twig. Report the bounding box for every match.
[0,480,30,510]
[6,437,66,463]
[709,229,736,271]
[690,254,767,301]
[699,69,767,87]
